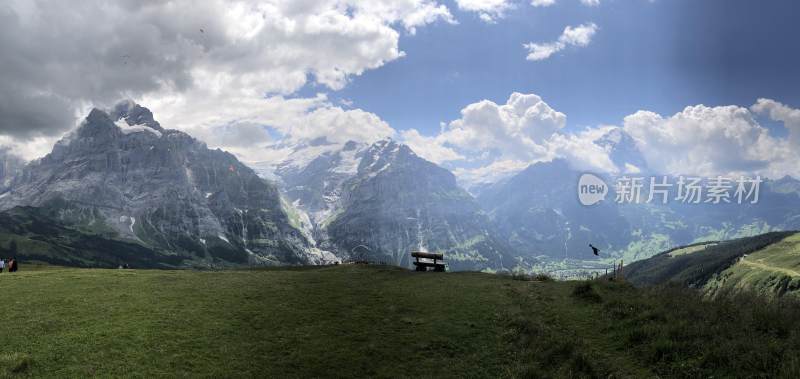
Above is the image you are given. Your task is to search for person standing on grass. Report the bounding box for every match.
[8,257,16,273]
[0,257,4,273]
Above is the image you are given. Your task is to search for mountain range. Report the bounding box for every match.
[1,101,799,271]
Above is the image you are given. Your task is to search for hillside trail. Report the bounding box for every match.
[740,258,800,277]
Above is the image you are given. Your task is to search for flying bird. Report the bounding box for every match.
[589,244,600,256]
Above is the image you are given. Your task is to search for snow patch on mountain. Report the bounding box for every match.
[114,119,162,137]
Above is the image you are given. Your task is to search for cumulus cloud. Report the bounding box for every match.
[0,0,453,159]
[524,22,598,61]
[580,0,600,6]
[751,98,800,146]
[623,104,796,178]
[404,94,800,186]
[399,92,620,186]
[441,92,566,158]
[455,0,514,23]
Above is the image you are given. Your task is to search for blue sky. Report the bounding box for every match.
[320,0,800,136]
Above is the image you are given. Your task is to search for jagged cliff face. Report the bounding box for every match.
[276,139,522,271]
[276,140,366,230]
[0,102,322,267]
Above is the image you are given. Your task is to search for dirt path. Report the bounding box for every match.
[740,258,800,277]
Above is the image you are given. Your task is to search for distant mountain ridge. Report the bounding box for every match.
[477,128,800,263]
[2,106,800,272]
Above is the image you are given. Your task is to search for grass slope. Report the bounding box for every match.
[3,265,800,377]
[624,231,796,288]
[0,206,178,268]
[705,233,800,299]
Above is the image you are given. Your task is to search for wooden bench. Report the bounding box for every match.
[411,252,446,272]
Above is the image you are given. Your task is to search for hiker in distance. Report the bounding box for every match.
[589,244,600,256]
[7,258,17,272]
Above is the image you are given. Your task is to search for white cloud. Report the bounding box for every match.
[546,129,618,173]
[531,0,557,7]
[580,0,600,6]
[442,92,566,159]
[408,94,800,185]
[0,0,453,160]
[751,98,800,146]
[623,104,797,178]
[152,93,396,163]
[524,22,598,61]
[455,0,514,23]
[401,92,620,186]
[399,129,464,164]
[453,159,531,187]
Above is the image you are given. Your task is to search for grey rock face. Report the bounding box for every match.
[277,139,525,271]
[0,103,319,267]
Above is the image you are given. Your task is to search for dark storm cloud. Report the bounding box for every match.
[0,1,218,137]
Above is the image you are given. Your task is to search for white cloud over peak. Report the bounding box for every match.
[0,0,453,160]
[150,93,396,163]
[455,0,514,23]
[524,22,598,61]
[405,94,800,187]
[399,92,619,186]
[399,128,464,164]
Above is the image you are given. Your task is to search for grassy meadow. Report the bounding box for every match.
[2,264,800,377]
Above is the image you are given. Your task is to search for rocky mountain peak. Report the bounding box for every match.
[594,128,647,173]
[110,100,164,132]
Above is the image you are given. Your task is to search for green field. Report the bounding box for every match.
[3,265,800,377]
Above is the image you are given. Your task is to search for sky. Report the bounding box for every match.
[1,0,799,185]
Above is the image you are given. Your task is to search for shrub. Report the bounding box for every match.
[571,282,602,303]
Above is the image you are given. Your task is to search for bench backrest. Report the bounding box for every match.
[411,252,444,260]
